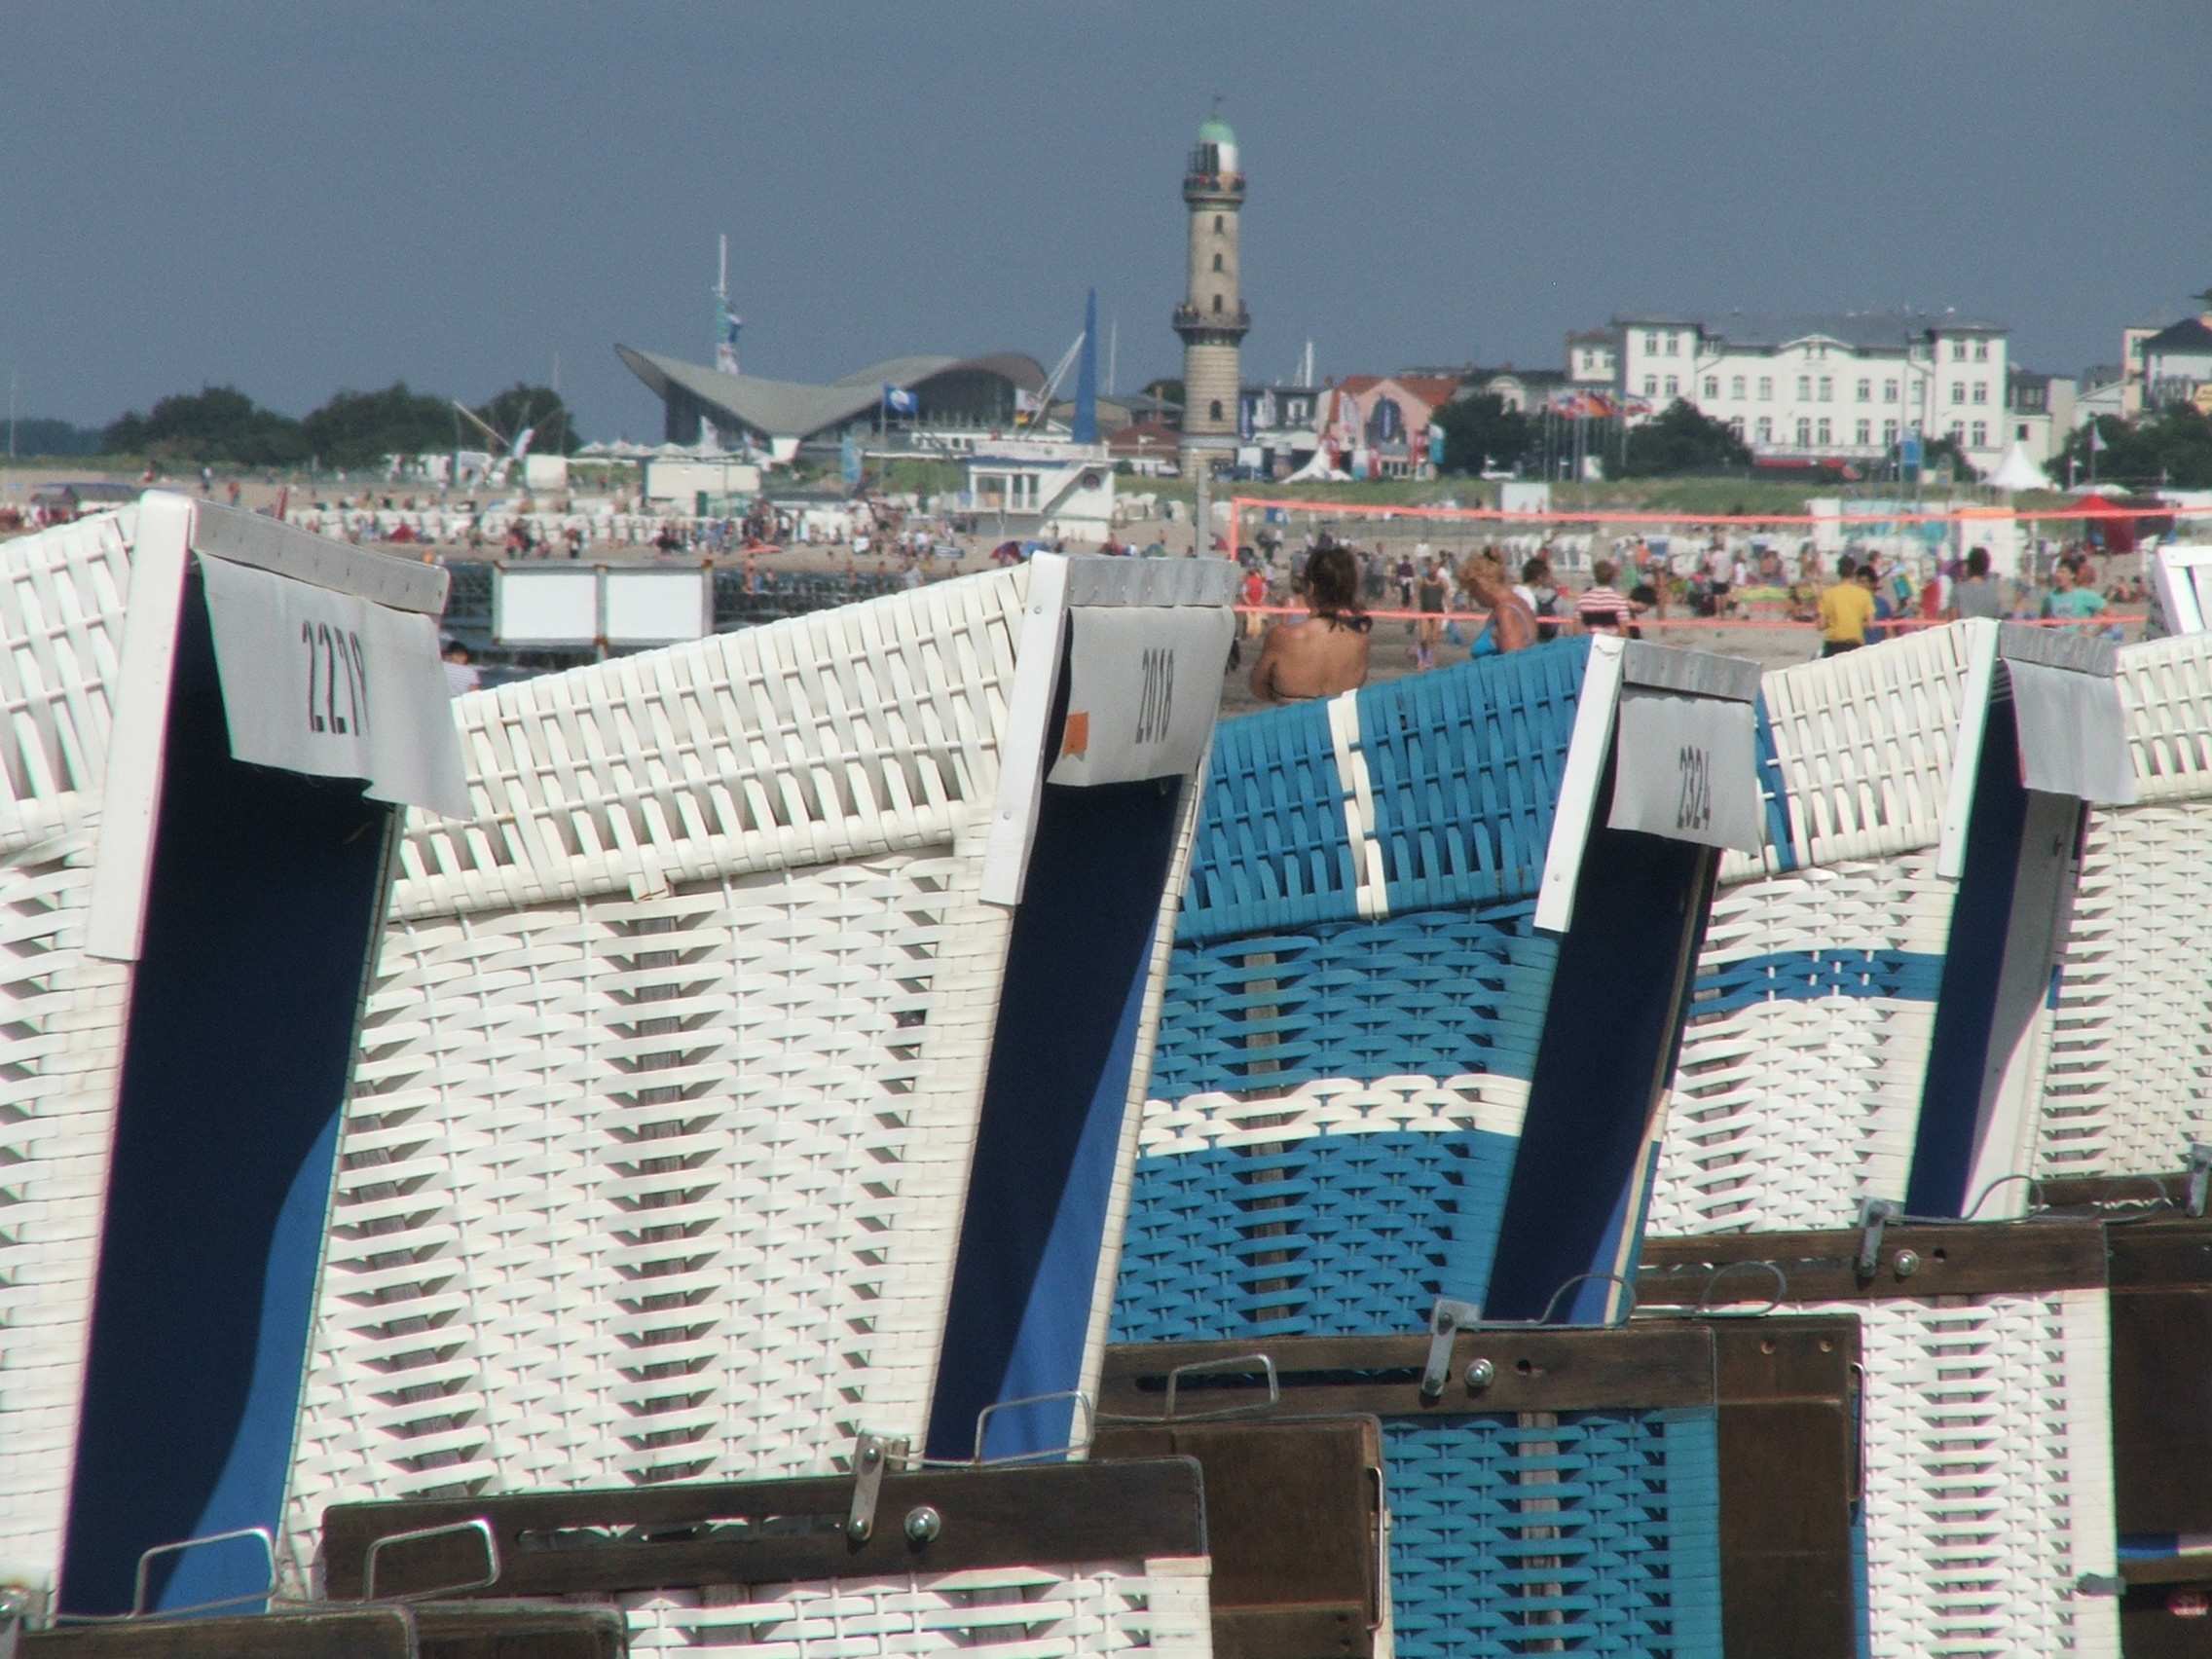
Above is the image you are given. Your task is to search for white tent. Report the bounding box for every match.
[1990,442,2051,493]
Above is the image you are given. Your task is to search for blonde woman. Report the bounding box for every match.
[1457,553,1539,656]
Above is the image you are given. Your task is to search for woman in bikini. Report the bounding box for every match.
[1248,543,1372,703]
[1456,552,1539,655]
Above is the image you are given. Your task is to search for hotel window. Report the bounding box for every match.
[1704,376,1719,398]
[1666,333,1680,356]
[1817,418,1832,445]
[1644,332,1659,353]
[1857,379,1871,401]
[1758,376,1773,400]
[1950,384,1966,404]
[1212,252,1223,272]
[1795,418,1811,446]
[1665,375,1678,396]
[1952,341,1967,361]
[1884,379,1899,401]
[1857,420,1871,445]
[1796,375,1811,399]
[1972,382,1987,404]
[2016,423,2030,440]
[1883,419,1898,443]
[1756,416,1773,442]
[1948,422,1965,442]
[1974,341,1989,361]
[1819,376,1833,401]
[1728,417,1745,438]
[1731,375,1746,397]
[1644,376,1658,396]
[1971,421,1987,447]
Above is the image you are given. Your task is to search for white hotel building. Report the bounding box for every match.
[1612,313,2011,472]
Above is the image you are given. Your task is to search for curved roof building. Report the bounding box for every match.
[617,345,1048,454]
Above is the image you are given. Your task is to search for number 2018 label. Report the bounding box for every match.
[302,620,370,739]
[1676,744,1712,831]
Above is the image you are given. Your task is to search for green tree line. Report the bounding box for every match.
[2049,406,2212,491]
[95,382,583,469]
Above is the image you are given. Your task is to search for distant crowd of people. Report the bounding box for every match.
[1235,533,2150,703]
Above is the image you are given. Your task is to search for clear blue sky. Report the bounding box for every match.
[7,1,2206,439]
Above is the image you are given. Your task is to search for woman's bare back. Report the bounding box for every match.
[1250,614,1371,702]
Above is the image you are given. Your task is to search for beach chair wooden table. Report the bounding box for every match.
[1095,1315,1860,1659]
[1641,1218,2122,1658]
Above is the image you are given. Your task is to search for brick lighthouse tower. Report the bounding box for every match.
[1174,109,1248,485]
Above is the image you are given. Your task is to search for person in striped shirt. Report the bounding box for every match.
[1575,559,1643,636]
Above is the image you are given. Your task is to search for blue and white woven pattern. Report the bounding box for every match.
[1381,1409,1724,1659]
[0,511,141,1585]
[1117,644,1591,1343]
[1652,629,1976,1234]
[2039,631,2212,1181]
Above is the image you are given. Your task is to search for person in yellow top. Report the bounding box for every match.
[1817,559,1876,657]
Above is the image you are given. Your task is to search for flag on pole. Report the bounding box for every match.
[715,298,742,376]
[2088,424,2107,452]
[884,386,918,415]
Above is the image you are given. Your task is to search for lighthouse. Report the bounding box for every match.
[1174,110,1248,483]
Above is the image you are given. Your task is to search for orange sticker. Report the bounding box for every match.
[1061,711,1089,757]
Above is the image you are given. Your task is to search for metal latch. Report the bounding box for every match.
[1421,1297,1480,1401]
[845,1432,908,1542]
[2076,1572,2124,1598]
[1855,1198,1901,1279]
[2187,1143,2212,1218]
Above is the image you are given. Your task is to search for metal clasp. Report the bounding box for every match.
[1162,1353,1279,1421]
[1855,1198,1901,1279]
[361,1519,501,1603]
[1421,1297,1480,1401]
[846,1431,908,1542]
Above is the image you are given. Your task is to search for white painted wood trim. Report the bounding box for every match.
[1936,618,2002,879]
[1534,634,1626,934]
[85,494,196,963]
[979,554,1073,906]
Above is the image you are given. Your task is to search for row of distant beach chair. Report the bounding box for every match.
[4,497,2212,1657]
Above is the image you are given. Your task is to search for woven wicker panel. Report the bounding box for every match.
[1381,1408,1724,1659]
[1648,853,1953,1235]
[1803,1289,2120,1659]
[0,819,131,1579]
[285,849,1012,1554]
[1351,637,1589,914]
[389,569,1027,921]
[0,511,134,850]
[2038,802,2212,1180]
[1177,697,1355,943]
[2116,631,2212,803]
[605,1558,1214,1655]
[0,510,144,1581]
[1150,902,1556,1103]
[1112,1088,1527,1343]
[1754,623,1972,869]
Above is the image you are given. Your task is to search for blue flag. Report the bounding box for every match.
[884,386,917,415]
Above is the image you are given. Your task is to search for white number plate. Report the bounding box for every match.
[1047,605,1234,787]
[1606,688,1762,852]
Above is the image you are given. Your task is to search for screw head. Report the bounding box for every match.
[1464,1357,1495,1390]
[1894,1249,1921,1278]
[904,1505,942,1544]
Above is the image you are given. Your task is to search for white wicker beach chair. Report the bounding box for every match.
[0,495,465,1621]
[280,557,1236,1588]
[2037,629,2212,1184]
[1650,622,2137,1235]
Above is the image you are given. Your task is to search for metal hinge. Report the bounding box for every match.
[1855,1198,1901,1279]
[1421,1297,1481,1401]
[845,1431,909,1542]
